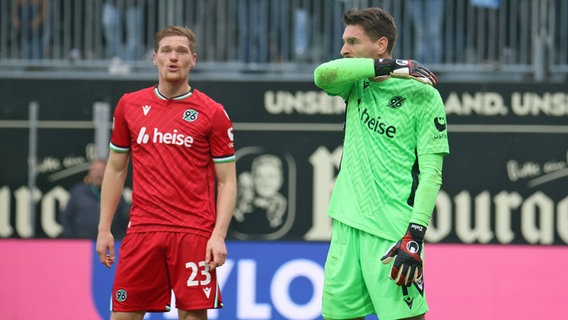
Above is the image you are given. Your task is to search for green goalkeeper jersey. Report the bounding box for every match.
[316,58,449,241]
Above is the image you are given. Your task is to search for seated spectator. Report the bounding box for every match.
[60,159,130,239]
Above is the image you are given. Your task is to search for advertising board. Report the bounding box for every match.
[0,79,566,244]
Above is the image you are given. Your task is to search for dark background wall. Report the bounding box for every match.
[1,78,567,244]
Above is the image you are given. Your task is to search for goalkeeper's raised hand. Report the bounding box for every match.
[380,223,426,286]
[374,58,438,86]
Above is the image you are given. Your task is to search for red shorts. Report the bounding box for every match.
[111,232,223,312]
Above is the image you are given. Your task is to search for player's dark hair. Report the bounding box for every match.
[154,26,197,54]
[343,7,398,54]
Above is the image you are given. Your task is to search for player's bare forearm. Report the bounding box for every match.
[96,151,129,268]
[207,161,236,269]
[212,161,237,239]
[98,152,129,230]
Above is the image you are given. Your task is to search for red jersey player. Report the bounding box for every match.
[96,26,237,320]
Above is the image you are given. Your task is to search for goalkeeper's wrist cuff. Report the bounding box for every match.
[374,58,394,77]
[407,223,427,241]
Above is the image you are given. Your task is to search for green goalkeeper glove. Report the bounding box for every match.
[374,58,438,86]
[380,223,426,286]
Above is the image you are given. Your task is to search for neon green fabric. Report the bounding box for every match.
[410,153,444,227]
[314,58,449,241]
[322,220,429,319]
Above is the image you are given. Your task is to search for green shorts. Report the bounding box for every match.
[322,220,428,320]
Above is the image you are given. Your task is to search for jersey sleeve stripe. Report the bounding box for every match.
[213,155,236,163]
[109,142,130,153]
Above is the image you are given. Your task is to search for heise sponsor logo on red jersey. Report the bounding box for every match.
[136,127,194,147]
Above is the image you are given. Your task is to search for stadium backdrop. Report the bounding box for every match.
[1,78,566,244]
[0,78,567,319]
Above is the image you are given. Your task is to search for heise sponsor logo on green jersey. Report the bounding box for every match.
[358,107,397,138]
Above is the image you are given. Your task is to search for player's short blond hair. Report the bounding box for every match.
[154,26,197,54]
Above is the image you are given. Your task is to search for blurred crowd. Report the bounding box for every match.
[2,0,566,75]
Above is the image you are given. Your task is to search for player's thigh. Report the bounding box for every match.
[360,233,428,320]
[322,221,374,319]
[112,232,171,312]
[167,233,223,311]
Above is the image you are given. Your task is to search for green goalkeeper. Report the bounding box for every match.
[314,7,449,320]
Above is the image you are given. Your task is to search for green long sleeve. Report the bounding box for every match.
[410,153,444,227]
[313,58,376,98]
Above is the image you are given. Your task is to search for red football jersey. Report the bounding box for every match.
[110,86,235,237]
